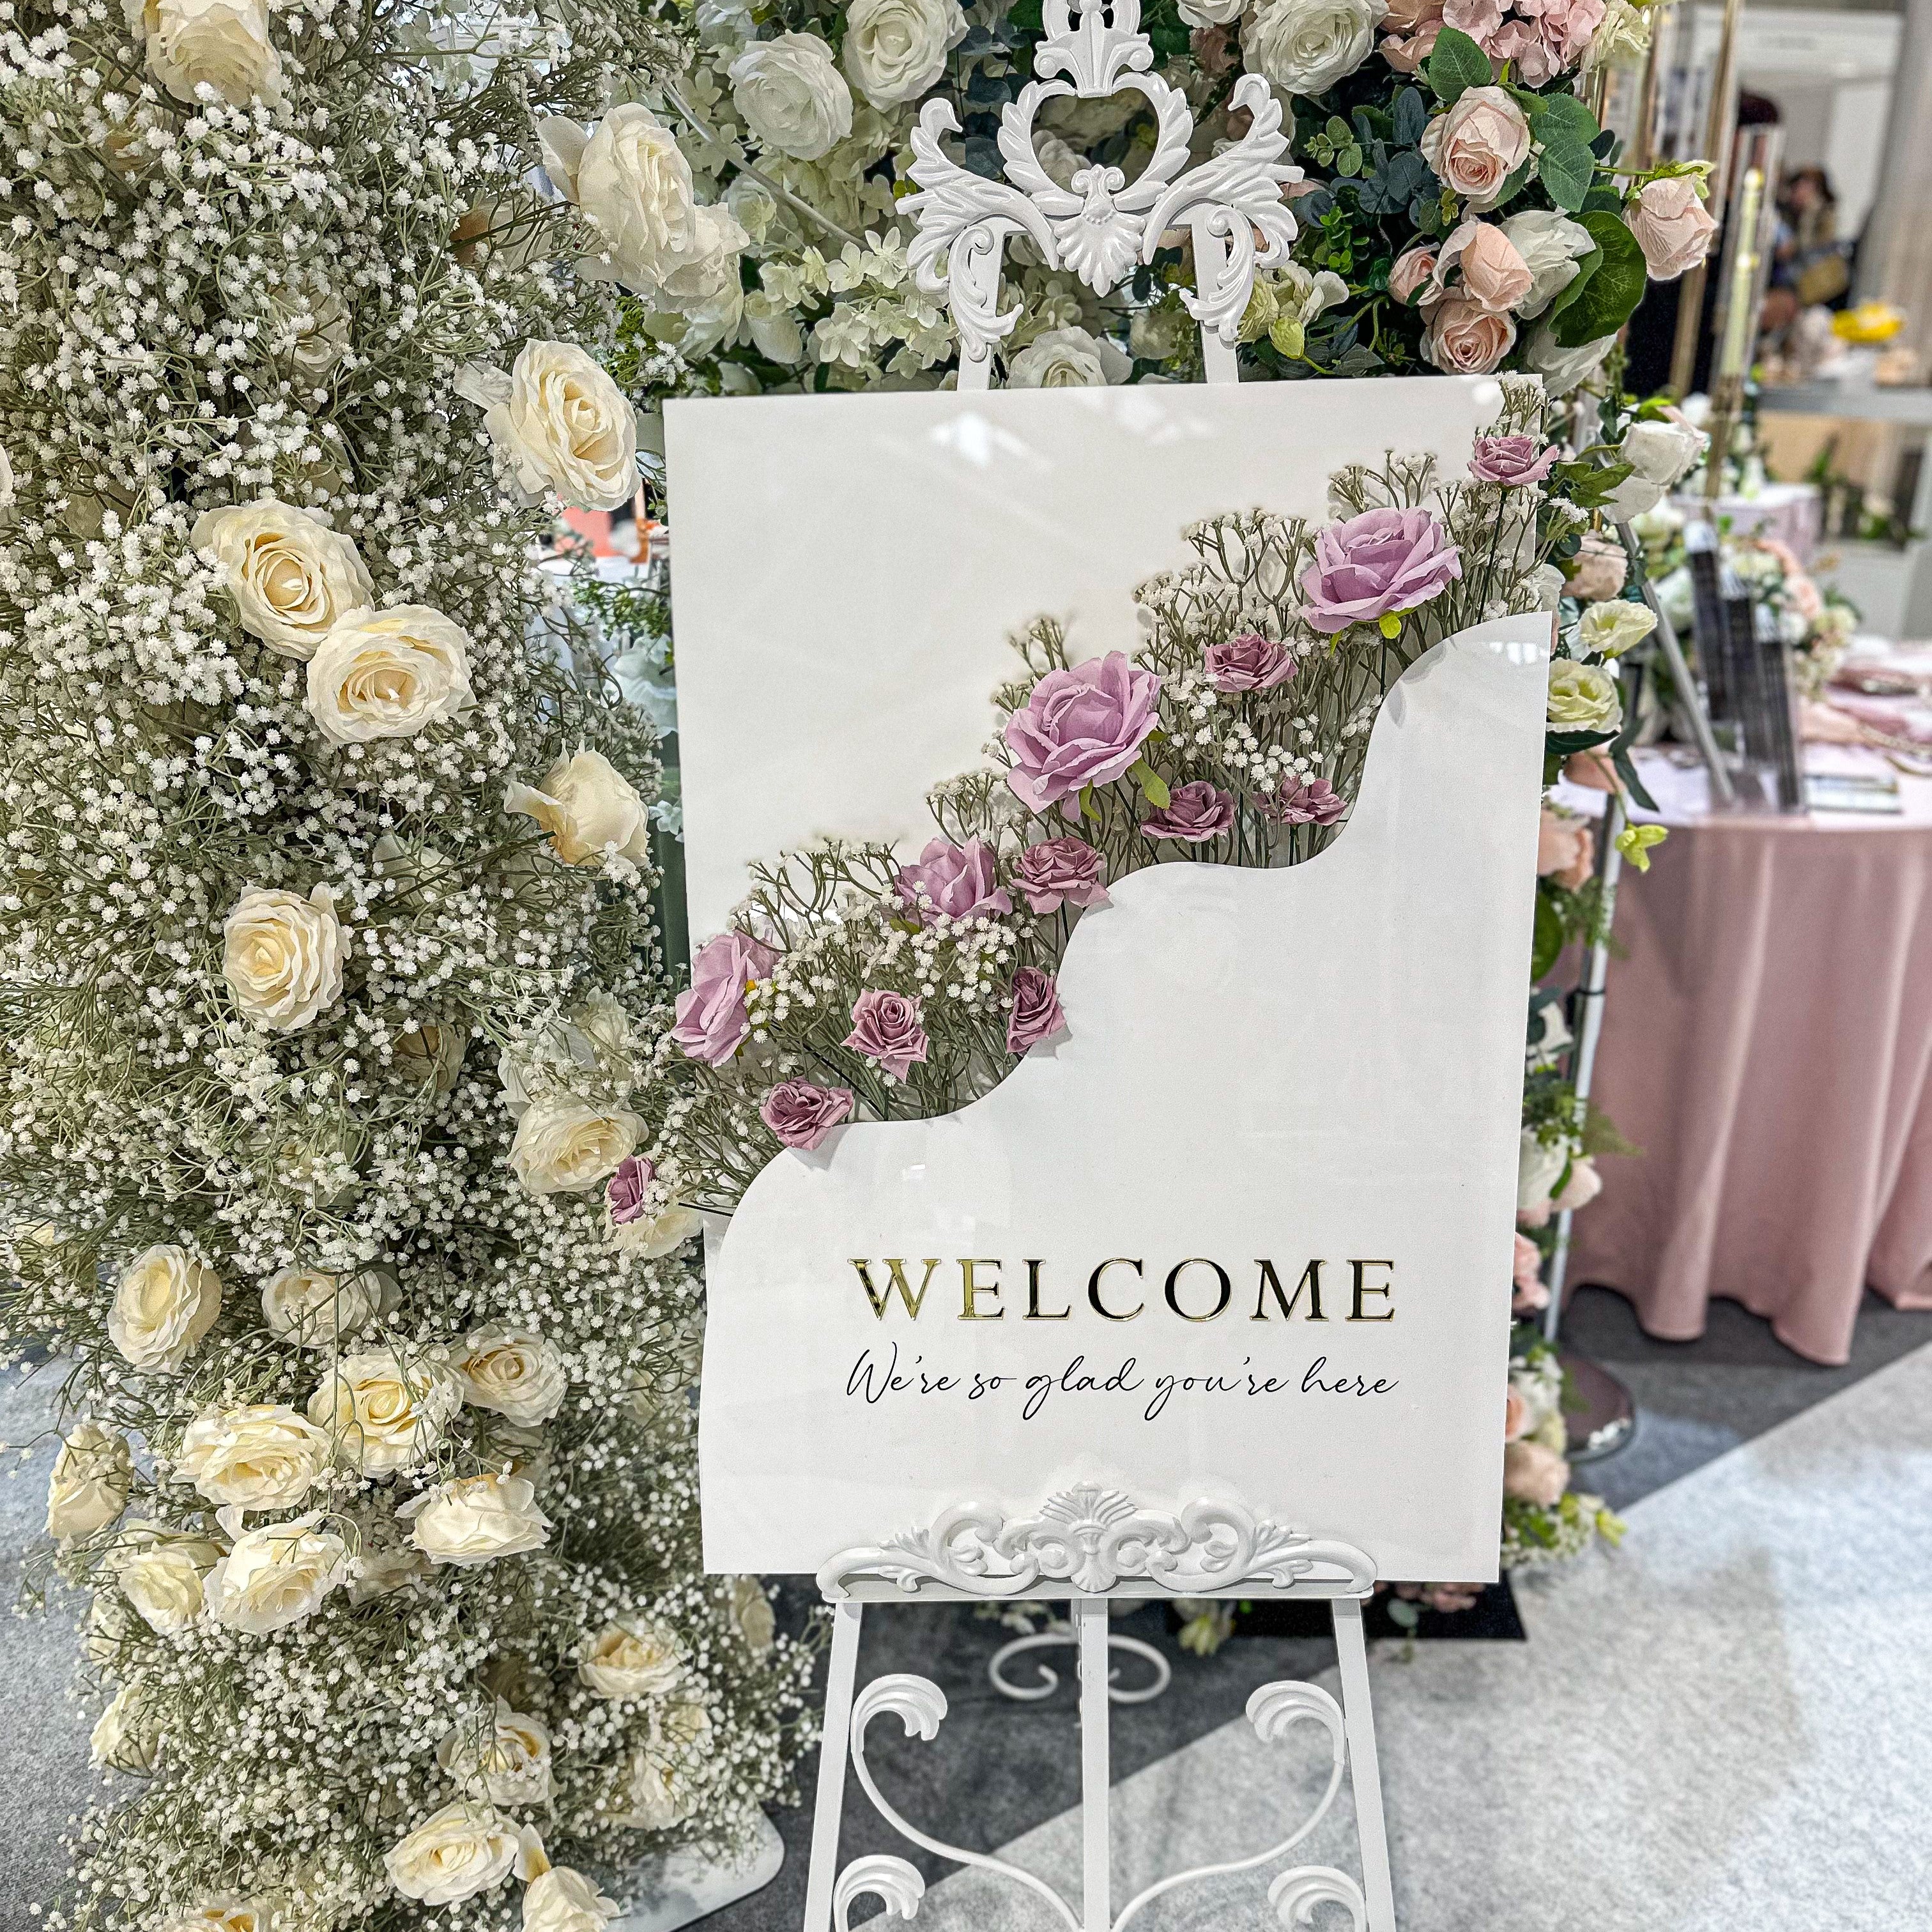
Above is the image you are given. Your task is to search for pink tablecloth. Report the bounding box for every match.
[1559,748,1932,1363]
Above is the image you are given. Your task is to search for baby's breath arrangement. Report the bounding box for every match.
[0,0,812,1925]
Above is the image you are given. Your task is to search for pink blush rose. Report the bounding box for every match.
[1380,0,1444,70]
[1503,1384,1529,1441]
[843,989,928,1081]
[1004,652,1162,816]
[1390,244,1439,305]
[1537,807,1594,890]
[1512,1232,1547,1314]
[1141,780,1235,843]
[1206,632,1295,693]
[894,836,1011,925]
[1423,294,1516,375]
[1437,220,1532,312]
[1503,1438,1570,1506]
[1468,434,1558,486]
[670,930,777,1065]
[1006,967,1066,1054]
[1627,177,1719,282]
[1420,86,1531,211]
[1016,836,1109,914]
[759,1080,854,1151]
[1566,532,1629,603]
[1300,507,1462,636]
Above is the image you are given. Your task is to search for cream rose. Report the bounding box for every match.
[1500,209,1595,319]
[1576,599,1657,657]
[505,748,653,868]
[841,0,967,107]
[1422,294,1515,374]
[306,1349,463,1476]
[1243,0,1386,95]
[1627,176,1718,282]
[407,1473,553,1568]
[1420,88,1531,211]
[115,1526,223,1632]
[612,1745,697,1830]
[509,1094,642,1196]
[193,498,374,661]
[1547,659,1622,733]
[438,1699,555,1806]
[91,1679,160,1774]
[385,1801,523,1906]
[109,1243,222,1372]
[453,1324,568,1426]
[394,1020,469,1092]
[1565,530,1629,602]
[611,1198,704,1259]
[728,1575,776,1656]
[523,1867,620,1932]
[47,1422,132,1538]
[578,1614,684,1699]
[204,1510,351,1634]
[223,883,343,1032]
[261,1264,391,1347]
[1007,326,1132,388]
[306,606,473,745]
[730,33,854,160]
[482,342,639,514]
[126,0,282,108]
[176,1402,330,1512]
[1503,1438,1570,1506]
[154,1901,273,1932]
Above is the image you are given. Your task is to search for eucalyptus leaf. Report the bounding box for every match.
[1393,85,1427,146]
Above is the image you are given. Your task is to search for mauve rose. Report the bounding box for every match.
[1627,176,1719,282]
[1016,836,1109,914]
[894,836,1011,924]
[1205,632,1295,693]
[606,1154,652,1225]
[1503,1438,1570,1506]
[670,930,776,1065]
[843,989,928,1080]
[1423,294,1515,374]
[1468,434,1558,486]
[1537,808,1594,890]
[1141,781,1234,843]
[1266,776,1347,826]
[759,1080,854,1150]
[1565,531,1628,604]
[1006,968,1066,1055]
[1300,507,1462,636]
[1004,652,1162,816]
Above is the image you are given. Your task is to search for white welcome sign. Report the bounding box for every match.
[665,381,1549,1589]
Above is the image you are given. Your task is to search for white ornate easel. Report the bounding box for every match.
[797,24,1397,1926]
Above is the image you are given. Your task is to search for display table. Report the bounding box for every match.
[1557,746,1932,1364]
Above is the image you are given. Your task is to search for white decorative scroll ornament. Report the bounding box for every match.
[902,0,1302,385]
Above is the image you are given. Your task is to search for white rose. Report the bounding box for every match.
[1178,0,1244,23]
[115,1526,223,1632]
[385,1802,523,1906]
[154,1901,272,1932]
[480,341,639,515]
[47,1422,132,1538]
[841,0,967,107]
[306,1349,464,1476]
[668,262,746,356]
[1523,322,1615,396]
[306,605,473,745]
[192,498,374,661]
[1243,0,1385,96]
[406,1473,553,1568]
[1517,1128,1570,1214]
[453,1324,568,1426]
[578,1614,685,1699]
[1576,600,1658,658]
[439,1699,555,1806]
[204,1510,351,1634]
[109,1243,222,1372]
[1499,210,1595,321]
[91,1679,160,1773]
[612,1745,697,1830]
[1598,473,1665,523]
[126,0,282,107]
[176,1403,330,1512]
[1621,418,1705,490]
[1547,659,1623,733]
[523,1867,620,1932]
[611,1199,704,1259]
[505,748,653,868]
[1007,326,1132,388]
[348,1542,430,1605]
[222,883,344,1032]
[730,34,854,161]
[744,291,805,364]
[261,1265,392,1347]
[728,1575,776,1656]
[394,1020,468,1092]
[509,1094,641,1196]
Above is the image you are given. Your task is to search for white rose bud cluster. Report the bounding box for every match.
[109,1243,222,1372]
[47,1422,133,1538]
[192,498,373,661]
[730,33,854,160]
[204,1510,352,1633]
[509,1094,642,1195]
[406,1473,553,1567]
[125,0,282,109]
[505,748,654,869]
[223,884,344,1032]
[306,605,475,745]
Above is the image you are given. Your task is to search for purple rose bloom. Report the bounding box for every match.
[1204,632,1296,693]
[1299,507,1462,636]
[606,1154,653,1225]
[1006,968,1066,1055]
[1015,836,1109,914]
[759,1080,854,1151]
[1468,435,1559,487]
[894,836,1012,925]
[1141,780,1236,843]
[1266,776,1347,826]
[843,989,928,1081]
[670,930,778,1066]
[1004,652,1162,817]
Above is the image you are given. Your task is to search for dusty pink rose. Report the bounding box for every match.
[1423,295,1516,374]
[1004,652,1162,817]
[1503,1438,1570,1506]
[1006,968,1066,1055]
[1266,776,1347,826]
[1627,177,1719,282]
[894,836,1011,925]
[1141,780,1235,843]
[1468,434,1558,486]
[1205,632,1296,693]
[606,1154,654,1225]
[843,989,928,1081]
[1512,1232,1548,1314]
[1300,506,1462,635]
[1015,836,1109,914]
[1389,244,1438,305]
[1437,220,1532,312]
[1565,532,1629,603]
[1537,807,1593,890]
[759,1080,854,1151]
[1420,87,1530,211]
[1503,1384,1529,1441]
[1553,1155,1602,1215]
[670,930,777,1066]
[1380,0,1444,70]
[1563,747,1618,791]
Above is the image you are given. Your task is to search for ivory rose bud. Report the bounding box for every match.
[841,0,967,107]
[261,1264,391,1347]
[452,1324,568,1426]
[408,1473,553,1568]
[223,884,343,1032]
[670,931,777,1065]
[510,1094,643,1195]
[306,1349,464,1476]
[126,0,282,108]
[1243,0,1387,96]
[485,341,640,512]
[1388,244,1438,304]
[1547,660,1622,734]
[110,1243,222,1373]
[843,988,929,1081]
[440,1701,555,1806]
[1423,294,1515,374]
[1536,807,1593,890]
[1627,176,1718,281]
[1006,968,1066,1055]
[307,605,473,745]
[47,1423,132,1538]
[1008,326,1132,388]
[192,499,374,661]
[91,1680,160,1774]
[116,1527,223,1632]
[523,1866,620,1932]
[205,1510,351,1634]
[1577,599,1657,658]
[506,748,653,868]
[385,1801,523,1906]
[1565,531,1629,602]
[730,33,854,160]
[1015,836,1109,914]
[177,1403,330,1512]
[1500,209,1595,319]
[579,1614,685,1698]
[1503,1438,1570,1506]
[758,1080,855,1151]
[1421,88,1531,211]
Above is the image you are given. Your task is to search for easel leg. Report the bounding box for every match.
[1075,1596,1111,1932]
[1332,1595,1397,1932]
[802,1599,863,1932]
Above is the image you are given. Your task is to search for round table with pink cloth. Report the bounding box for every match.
[1556,742,1932,1365]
